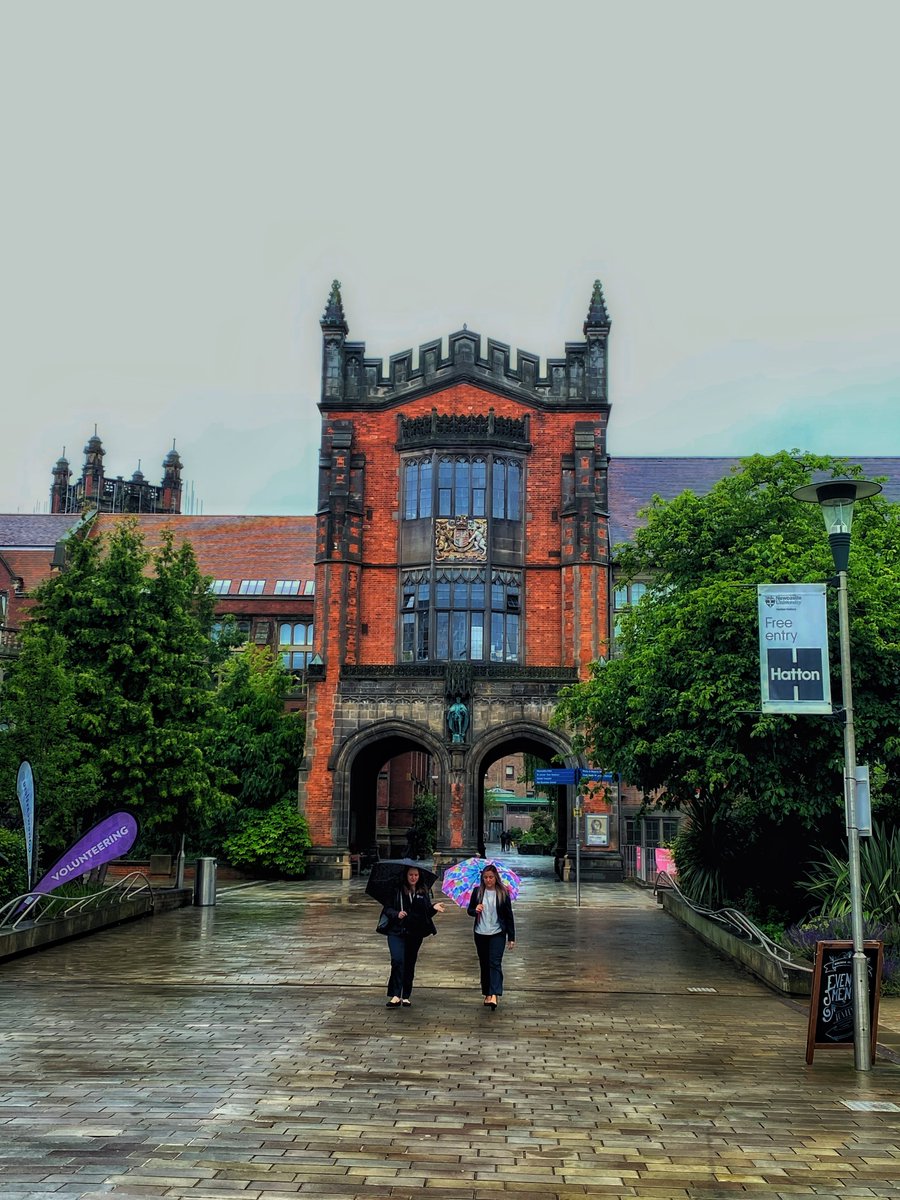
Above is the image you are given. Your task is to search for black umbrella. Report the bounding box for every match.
[364,858,438,907]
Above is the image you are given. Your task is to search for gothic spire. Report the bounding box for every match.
[321,279,348,333]
[584,278,611,332]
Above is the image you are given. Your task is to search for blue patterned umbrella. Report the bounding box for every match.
[441,857,521,907]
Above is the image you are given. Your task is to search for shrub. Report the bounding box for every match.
[407,791,438,858]
[529,807,556,842]
[222,800,311,878]
[801,823,900,926]
[782,917,900,993]
[0,828,28,906]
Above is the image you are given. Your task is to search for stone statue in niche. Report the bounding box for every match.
[447,695,470,744]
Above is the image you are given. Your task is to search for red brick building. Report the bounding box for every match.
[0,512,317,712]
[6,281,900,881]
[299,280,618,878]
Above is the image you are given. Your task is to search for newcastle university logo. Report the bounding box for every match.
[757,584,832,715]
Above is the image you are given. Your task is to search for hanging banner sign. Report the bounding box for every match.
[16,761,36,887]
[758,584,832,714]
[30,812,138,897]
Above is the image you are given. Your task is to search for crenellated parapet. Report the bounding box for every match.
[319,280,611,412]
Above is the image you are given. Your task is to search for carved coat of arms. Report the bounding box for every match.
[435,517,487,562]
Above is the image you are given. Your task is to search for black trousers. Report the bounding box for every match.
[474,931,507,996]
[387,933,423,998]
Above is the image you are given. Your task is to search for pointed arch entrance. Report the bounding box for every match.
[467,722,578,865]
[331,721,450,858]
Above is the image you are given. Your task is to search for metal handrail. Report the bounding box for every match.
[0,871,155,931]
[654,869,813,975]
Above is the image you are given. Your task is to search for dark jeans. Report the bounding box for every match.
[387,933,423,998]
[474,931,507,996]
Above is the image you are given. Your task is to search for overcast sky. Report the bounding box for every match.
[2,1,898,515]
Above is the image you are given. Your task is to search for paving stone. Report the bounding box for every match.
[2,873,900,1198]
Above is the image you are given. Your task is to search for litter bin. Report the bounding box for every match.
[194,857,217,906]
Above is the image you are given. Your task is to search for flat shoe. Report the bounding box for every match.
[401,999,411,1006]
[386,998,401,1007]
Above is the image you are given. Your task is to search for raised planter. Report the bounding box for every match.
[516,843,553,855]
[660,889,812,997]
[0,887,193,963]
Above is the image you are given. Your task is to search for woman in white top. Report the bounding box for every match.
[466,863,516,1009]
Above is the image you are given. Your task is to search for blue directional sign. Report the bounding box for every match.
[533,768,578,785]
[579,769,615,783]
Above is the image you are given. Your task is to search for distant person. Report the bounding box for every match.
[378,865,445,1008]
[500,831,508,851]
[467,863,516,1010]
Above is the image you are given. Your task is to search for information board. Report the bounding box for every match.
[805,940,883,1063]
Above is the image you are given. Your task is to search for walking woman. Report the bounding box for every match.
[467,862,516,1009]
[380,865,445,1008]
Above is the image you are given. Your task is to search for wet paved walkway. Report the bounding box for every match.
[2,858,900,1200]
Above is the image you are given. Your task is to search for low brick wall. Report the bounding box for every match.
[661,889,812,997]
[0,887,193,964]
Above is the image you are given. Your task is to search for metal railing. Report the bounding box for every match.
[0,871,154,931]
[653,869,813,975]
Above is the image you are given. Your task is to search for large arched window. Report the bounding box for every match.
[400,568,520,663]
[405,454,514,521]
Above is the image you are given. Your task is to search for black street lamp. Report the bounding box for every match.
[792,477,882,1071]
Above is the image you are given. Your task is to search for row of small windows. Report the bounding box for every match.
[401,569,520,663]
[404,456,521,521]
[209,579,315,596]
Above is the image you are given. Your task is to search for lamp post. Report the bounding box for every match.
[792,477,882,1071]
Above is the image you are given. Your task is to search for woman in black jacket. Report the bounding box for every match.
[467,863,516,1009]
[380,865,445,1008]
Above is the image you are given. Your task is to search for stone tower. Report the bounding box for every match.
[298,282,619,880]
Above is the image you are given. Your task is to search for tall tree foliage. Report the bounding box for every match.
[553,452,900,911]
[0,629,100,861]
[2,519,233,858]
[212,644,306,812]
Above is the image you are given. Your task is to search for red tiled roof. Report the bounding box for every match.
[92,514,317,597]
[0,548,58,593]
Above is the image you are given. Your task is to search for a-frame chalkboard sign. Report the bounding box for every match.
[805,940,883,1064]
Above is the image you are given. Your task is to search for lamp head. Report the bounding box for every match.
[792,477,882,572]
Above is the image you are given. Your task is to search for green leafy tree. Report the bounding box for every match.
[9,519,233,856]
[554,452,900,912]
[0,629,101,866]
[212,644,305,812]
